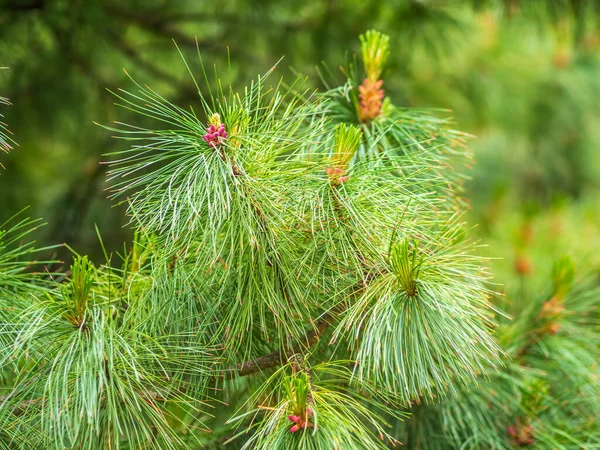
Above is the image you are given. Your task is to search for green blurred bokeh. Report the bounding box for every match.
[1,0,599,270]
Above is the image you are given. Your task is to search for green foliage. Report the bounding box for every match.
[1,5,600,448]
[0,92,15,161]
[360,30,390,82]
[86,30,502,448]
[228,361,405,450]
[399,269,600,449]
[333,219,499,403]
[103,60,330,356]
[0,244,215,449]
[0,212,50,295]
[3,1,600,257]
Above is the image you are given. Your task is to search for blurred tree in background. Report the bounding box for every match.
[1,0,600,262]
[2,1,600,449]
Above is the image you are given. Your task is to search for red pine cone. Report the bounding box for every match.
[203,123,228,148]
[288,408,314,433]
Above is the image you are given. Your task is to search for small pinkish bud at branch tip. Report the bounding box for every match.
[287,409,315,433]
[203,120,228,148]
[507,420,535,446]
[325,167,349,185]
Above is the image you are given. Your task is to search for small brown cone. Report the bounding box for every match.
[358,78,384,122]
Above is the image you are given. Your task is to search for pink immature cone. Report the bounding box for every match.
[288,409,314,433]
[325,167,349,185]
[508,422,534,446]
[203,122,228,148]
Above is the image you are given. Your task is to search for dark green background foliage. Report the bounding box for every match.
[2,2,600,449]
[1,0,600,262]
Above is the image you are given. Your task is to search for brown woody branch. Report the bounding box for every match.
[230,311,335,379]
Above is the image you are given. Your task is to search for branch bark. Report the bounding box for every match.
[230,311,335,379]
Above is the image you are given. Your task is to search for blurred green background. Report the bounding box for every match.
[1,0,599,279]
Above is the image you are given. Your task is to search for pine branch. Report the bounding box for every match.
[231,139,380,379]
[232,311,335,379]
[0,397,40,416]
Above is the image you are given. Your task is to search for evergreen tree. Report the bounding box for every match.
[1,29,599,450]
